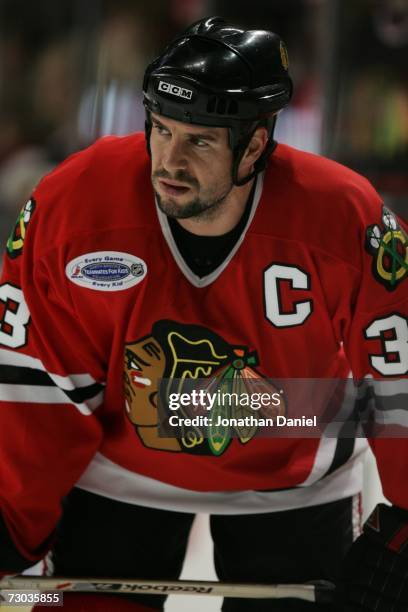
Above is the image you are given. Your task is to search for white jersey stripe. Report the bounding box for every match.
[0,384,103,416]
[298,436,338,487]
[299,375,368,487]
[359,377,407,397]
[76,451,364,515]
[374,408,408,428]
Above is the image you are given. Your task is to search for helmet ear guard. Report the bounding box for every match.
[229,116,278,187]
[143,16,292,185]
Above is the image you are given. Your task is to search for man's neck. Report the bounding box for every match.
[175,178,255,237]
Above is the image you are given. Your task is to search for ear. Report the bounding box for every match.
[237,126,269,181]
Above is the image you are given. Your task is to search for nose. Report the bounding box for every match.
[161,136,188,173]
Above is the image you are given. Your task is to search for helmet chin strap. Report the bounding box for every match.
[231,117,278,187]
[232,156,259,187]
[144,115,153,157]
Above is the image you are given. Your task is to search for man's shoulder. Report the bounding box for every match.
[264,143,382,225]
[257,143,384,267]
[28,133,154,259]
[38,132,149,190]
[269,143,376,197]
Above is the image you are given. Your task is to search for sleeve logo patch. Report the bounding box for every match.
[365,206,408,291]
[66,251,147,291]
[6,198,36,259]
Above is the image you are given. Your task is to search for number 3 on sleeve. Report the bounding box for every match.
[0,283,30,349]
[365,314,408,376]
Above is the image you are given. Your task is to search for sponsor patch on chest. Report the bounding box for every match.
[66,251,147,291]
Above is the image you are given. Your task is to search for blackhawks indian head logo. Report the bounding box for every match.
[366,206,408,291]
[123,320,285,456]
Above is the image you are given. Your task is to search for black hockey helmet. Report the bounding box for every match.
[143,16,293,185]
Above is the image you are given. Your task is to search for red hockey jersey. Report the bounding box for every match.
[0,133,407,563]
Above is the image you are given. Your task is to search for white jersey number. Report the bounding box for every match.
[264,264,312,328]
[365,314,408,376]
[0,284,30,348]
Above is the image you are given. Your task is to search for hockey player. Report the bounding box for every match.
[0,16,407,612]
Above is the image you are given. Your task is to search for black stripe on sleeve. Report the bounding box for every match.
[0,365,54,386]
[63,383,105,404]
[0,365,104,405]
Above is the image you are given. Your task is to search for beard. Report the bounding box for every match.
[152,168,233,220]
[155,191,232,220]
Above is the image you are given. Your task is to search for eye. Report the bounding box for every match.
[190,136,209,148]
[130,359,141,371]
[153,123,170,136]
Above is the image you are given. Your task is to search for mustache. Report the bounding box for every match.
[153,168,199,188]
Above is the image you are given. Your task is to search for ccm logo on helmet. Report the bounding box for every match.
[158,81,193,100]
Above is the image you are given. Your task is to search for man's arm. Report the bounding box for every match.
[0,188,104,573]
[340,201,408,609]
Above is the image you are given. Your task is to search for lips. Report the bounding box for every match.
[158,179,191,196]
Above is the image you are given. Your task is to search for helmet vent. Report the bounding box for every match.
[207,96,238,115]
[228,100,238,114]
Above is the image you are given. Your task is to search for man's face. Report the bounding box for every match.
[149,113,234,220]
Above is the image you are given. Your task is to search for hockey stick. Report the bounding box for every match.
[0,576,334,604]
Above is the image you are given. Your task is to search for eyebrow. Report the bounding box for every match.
[152,117,219,142]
